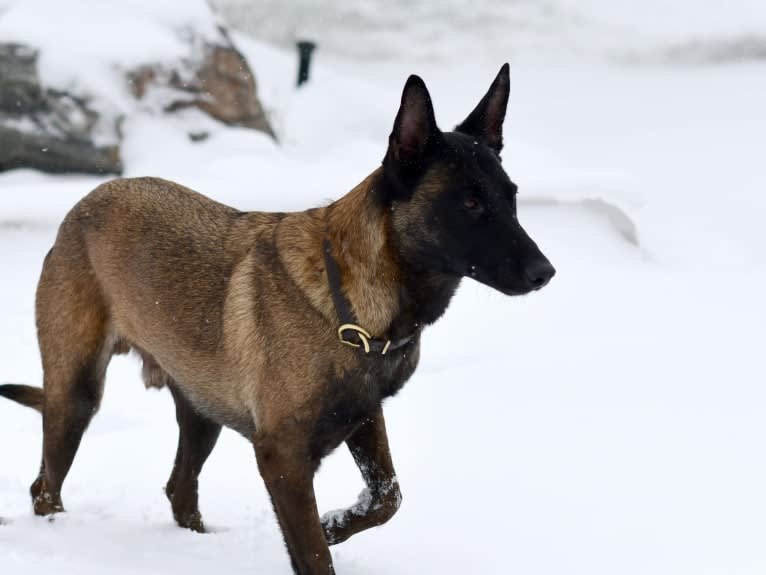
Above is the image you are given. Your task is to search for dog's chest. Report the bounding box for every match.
[308,344,419,460]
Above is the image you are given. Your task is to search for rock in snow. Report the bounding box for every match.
[0,43,122,174]
[0,0,273,175]
[128,33,274,137]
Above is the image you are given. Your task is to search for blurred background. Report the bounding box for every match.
[1,1,765,574]
[215,0,766,63]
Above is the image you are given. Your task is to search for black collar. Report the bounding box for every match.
[323,237,415,355]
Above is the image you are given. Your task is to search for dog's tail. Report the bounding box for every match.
[0,384,43,413]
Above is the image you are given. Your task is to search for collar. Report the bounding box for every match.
[323,237,415,355]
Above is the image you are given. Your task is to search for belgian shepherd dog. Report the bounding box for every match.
[0,64,554,574]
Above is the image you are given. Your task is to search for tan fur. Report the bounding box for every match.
[37,174,400,436]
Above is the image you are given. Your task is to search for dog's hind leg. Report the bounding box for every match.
[36,356,108,516]
[33,239,111,516]
[320,409,402,545]
[165,383,221,533]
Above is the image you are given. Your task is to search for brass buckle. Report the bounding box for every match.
[337,323,372,354]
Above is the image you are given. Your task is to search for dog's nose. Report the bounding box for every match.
[524,259,556,289]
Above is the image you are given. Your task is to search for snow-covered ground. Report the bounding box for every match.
[2,1,766,574]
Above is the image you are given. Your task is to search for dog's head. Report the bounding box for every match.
[380,64,555,296]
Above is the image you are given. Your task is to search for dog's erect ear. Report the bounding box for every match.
[386,75,439,167]
[455,63,510,153]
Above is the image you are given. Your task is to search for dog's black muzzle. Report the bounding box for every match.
[521,256,556,291]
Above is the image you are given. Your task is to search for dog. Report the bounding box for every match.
[0,64,554,574]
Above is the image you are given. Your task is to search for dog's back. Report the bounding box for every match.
[36,177,373,436]
[38,178,273,434]
[69,177,245,354]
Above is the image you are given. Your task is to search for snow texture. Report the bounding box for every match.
[0,0,224,117]
[2,1,766,574]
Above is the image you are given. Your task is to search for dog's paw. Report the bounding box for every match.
[321,507,356,546]
[176,510,206,534]
[33,491,64,516]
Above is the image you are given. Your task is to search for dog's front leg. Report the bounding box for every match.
[254,431,335,575]
[321,409,402,545]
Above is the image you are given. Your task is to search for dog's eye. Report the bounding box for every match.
[463,197,483,213]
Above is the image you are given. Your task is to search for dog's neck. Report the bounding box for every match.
[323,168,460,339]
[322,169,399,337]
[277,167,460,341]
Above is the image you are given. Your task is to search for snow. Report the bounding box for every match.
[2,1,766,574]
[0,0,223,118]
